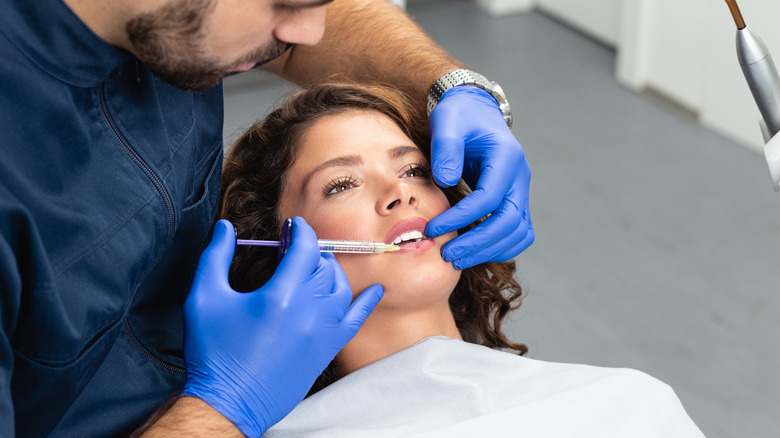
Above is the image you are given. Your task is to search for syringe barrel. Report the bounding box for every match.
[737,27,780,137]
[317,239,385,253]
[275,218,396,259]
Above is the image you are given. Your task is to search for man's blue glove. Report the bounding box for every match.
[426,86,534,270]
[182,218,383,437]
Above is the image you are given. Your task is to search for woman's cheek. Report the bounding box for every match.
[333,254,377,300]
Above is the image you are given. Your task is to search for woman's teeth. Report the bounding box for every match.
[392,230,426,245]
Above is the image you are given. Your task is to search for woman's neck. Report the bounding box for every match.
[335,303,461,375]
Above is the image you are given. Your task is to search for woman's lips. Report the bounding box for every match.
[385,217,428,243]
[384,217,428,244]
[396,238,434,253]
[385,217,434,254]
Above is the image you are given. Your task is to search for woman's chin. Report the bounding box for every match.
[342,239,461,308]
[369,270,461,310]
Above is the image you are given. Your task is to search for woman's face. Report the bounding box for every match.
[278,110,461,310]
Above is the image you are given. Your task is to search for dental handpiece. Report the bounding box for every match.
[236,218,400,256]
[727,0,780,137]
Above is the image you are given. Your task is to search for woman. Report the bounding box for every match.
[219,81,703,437]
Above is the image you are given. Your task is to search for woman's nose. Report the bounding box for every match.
[377,180,419,215]
[273,5,328,46]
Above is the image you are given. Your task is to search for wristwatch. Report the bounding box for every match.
[427,69,513,129]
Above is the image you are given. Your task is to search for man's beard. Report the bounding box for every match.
[126,0,289,92]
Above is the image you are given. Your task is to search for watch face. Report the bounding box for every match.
[489,82,512,128]
[490,82,506,100]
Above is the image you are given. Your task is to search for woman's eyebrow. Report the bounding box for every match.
[388,145,422,160]
[302,155,363,191]
[277,0,335,10]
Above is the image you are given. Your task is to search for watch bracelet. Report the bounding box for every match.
[426,69,512,128]
[427,69,492,114]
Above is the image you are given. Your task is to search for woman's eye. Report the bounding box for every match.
[401,164,430,179]
[324,177,358,195]
[331,183,352,193]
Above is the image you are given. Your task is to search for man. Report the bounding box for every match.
[0,0,533,435]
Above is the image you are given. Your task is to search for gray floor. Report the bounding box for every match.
[223,2,780,437]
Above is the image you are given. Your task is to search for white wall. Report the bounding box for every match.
[537,0,621,48]
[476,0,620,47]
[475,0,536,16]
[618,0,710,112]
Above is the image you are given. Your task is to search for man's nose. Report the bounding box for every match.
[273,5,328,46]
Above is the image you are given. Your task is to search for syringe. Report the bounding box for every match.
[236,238,400,254]
[236,218,400,256]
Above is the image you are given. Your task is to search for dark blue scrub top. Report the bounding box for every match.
[0,0,225,435]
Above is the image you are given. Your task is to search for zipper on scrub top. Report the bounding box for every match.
[98,87,176,249]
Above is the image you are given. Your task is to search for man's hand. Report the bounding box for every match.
[181,218,383,437]
[426,86,534,270]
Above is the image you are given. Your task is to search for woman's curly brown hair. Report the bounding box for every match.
[220,79,526,395]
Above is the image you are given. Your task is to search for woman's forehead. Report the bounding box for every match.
[296,110,422,163]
